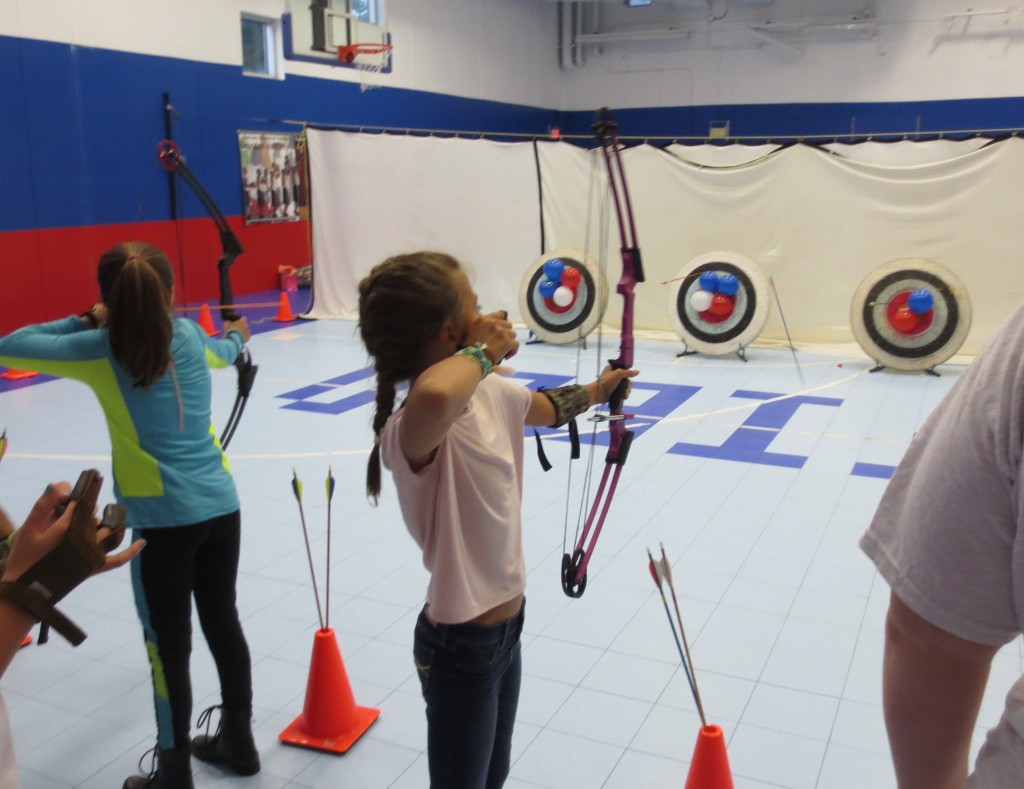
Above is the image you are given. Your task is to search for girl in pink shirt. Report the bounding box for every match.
[357,251,636,788]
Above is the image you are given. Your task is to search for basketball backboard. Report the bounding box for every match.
[283,0,391,70]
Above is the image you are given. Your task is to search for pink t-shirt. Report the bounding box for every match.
[381,374,532,624]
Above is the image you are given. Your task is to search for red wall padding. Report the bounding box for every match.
[0,218,310,335]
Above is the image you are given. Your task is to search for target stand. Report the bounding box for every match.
[850,259,972,376]
[519,249,608,346]
[525,329,588,350]
[667,252,771,360]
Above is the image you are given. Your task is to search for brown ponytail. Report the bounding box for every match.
[357,252,462,503]
[365,372,397,502]
[97,242,174,389]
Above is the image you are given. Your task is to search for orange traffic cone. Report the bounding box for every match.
[1,368,38,380]
[279,628,380,754]
[273,292,296,322]
[197,304,217,336]
[685,724,734,789]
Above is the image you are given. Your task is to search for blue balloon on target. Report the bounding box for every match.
[543,258,565,282]
[538,278,559,299]
[699,271,720,292]
[907,289,933,315]
[717,273,739,296]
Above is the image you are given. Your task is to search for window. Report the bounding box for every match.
[241,14,281,78]
[349,0,379,25]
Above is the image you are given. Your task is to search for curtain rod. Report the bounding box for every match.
[281,118,1024,143]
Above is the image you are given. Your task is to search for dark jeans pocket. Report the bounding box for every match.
[414,638,434,697]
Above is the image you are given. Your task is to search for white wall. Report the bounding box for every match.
[0,0,284,67]
[556,0,1024,110]
[384,0,561,107]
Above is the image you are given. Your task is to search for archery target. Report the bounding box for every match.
[519,248,608,345]
[850,258,972,372]
[667,252,770,356]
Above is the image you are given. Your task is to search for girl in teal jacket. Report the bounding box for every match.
[0,242,260,788]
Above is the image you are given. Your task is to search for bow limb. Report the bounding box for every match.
[157,139,257,449]
[561,108,645,598]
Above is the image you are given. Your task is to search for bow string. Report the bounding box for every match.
[157,139,258,450]
[561,107,645,598]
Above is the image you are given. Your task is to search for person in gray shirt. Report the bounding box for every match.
[862,300,1024,788]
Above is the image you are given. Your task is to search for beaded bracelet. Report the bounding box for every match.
[455,342,493,378]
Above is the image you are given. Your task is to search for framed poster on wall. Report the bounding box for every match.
[238,131,308,224]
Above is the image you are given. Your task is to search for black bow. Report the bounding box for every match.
[157,139,257,450]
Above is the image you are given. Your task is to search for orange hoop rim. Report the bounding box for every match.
[337,43,393,64]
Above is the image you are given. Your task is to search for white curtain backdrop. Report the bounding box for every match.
[306,130,1024,355]
[304,128,541,322]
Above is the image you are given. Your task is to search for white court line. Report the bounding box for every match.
[654,369,870,426]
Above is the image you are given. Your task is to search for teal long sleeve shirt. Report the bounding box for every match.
[0,316,243,528]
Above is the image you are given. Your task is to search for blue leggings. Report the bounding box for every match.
[130,511,253,750]
[413,601,525,789]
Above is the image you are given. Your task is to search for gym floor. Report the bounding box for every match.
[1,290,1015,788]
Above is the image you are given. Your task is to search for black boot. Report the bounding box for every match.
[191,704,261,776]
[123,746,193,789]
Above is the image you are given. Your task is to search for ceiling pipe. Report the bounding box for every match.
[559,1,575,69]
[575,27,692,45]
[573,1,586,67]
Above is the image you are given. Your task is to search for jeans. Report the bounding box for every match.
[413,600,525,789]
[131,511,253,750]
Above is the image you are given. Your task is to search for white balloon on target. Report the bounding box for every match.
[552,285,575,307]
[690,289,713,312]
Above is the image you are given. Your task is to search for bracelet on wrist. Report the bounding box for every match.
[455,342,493,378]
[79,309,99,329]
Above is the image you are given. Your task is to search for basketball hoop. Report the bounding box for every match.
[337,43,393,93]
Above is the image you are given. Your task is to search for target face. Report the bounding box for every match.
[667,252,770,356]
[850,259,971,372]
[519,248,607,345]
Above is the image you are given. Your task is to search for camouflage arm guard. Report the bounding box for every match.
[541,385,593,428]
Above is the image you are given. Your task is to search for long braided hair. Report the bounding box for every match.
[357,252,462,502]
[97,242,175,389]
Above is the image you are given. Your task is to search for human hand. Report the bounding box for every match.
[89,303,108,327]
[80,303,107,328]
[224,317,251,343]
[596,365,639,405]
[466,310,519,364]
[1,483,143,584]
